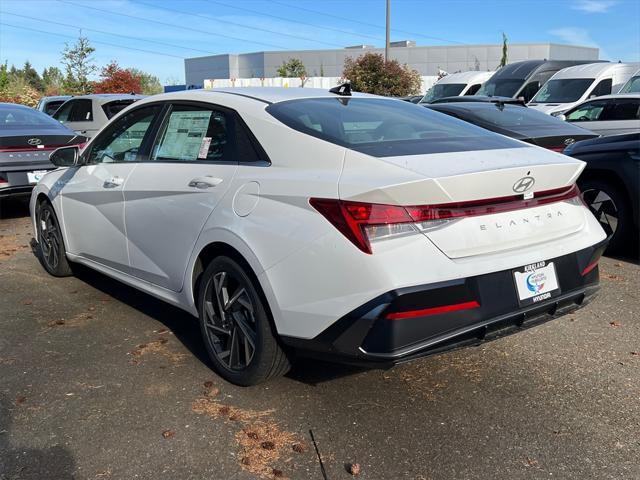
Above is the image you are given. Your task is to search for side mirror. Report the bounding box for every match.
[49,145,79,167]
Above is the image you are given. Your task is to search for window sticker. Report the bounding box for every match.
[198,137,212,159]
[156,111,212,160]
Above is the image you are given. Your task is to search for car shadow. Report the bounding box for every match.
[0,396,76,479]
[70,263,212,368]
[0,197,30,219]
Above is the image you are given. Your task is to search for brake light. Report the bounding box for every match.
[386,300,480,320]
[310,185,580,254]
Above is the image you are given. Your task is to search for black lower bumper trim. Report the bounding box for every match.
[281,238,607,367]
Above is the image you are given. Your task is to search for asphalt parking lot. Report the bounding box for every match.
[1,198,638,480]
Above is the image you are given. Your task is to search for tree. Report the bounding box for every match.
[342,52,422,96]
[61,35,97,94]
[42,67,64,94]
[127,68,163,95]
[93,61,142,94]
[22,61,43,91]
[277,58,307,78]
[499,32,508,68]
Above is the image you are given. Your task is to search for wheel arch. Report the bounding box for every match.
[190,240,280,332]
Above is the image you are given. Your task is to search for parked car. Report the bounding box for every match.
[399,95,423,103]
[430,95,525,105]
[0,103,86,200]
[426,101,598,151]
[31,88,607,385]
[529,62,639,116]
[420,71,494,103]
[36,95,72,116]
[618,68,640,93]
[53,93,146,139]
[561,94,640,136]
[476,60,605,103]
[564,133,639,255]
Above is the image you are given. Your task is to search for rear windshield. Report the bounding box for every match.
[102,100,137,119]
[476,79,523,98]
[420,83,466,103]
[619,75,640,93]
[0,105,64,128]
[531,78,594,103]
[457,104,569,128]
[266,97,523,157]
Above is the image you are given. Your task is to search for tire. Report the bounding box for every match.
[35,200,74,277]
[580,179,633,254]
[197,256,290,386]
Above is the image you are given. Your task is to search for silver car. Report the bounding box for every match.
[53,94,146,139]
[562,94,640,136]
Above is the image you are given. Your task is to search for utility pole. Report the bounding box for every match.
[385,0,390,62]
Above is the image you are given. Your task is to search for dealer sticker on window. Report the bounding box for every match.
[513,261,559,306]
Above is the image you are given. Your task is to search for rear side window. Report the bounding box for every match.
[267,98,524,157]
[601,98,640,120]
[103,100,136,119]
[44,101,65,116]
[69,99,93,122]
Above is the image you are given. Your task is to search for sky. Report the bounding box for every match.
[0,0,638,85]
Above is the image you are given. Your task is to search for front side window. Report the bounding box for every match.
[464,83,482,96]
[151,105,234,162]
[86,105,161,164]
[518,81,540,102]
[589,78,612,97]
[267,98,524,157]
[531,78,594,103]
[565,100,608,122]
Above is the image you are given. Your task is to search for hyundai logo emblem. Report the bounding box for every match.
[27,138,42,146]
[513,176,535,193]
[564,138,575,146]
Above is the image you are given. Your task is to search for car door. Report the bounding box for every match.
[123,102,241,291]
[59,103,164,271]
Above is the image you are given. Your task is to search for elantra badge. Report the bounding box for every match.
[27,138,42,146]
[512,176,535,193]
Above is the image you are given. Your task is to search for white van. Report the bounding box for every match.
[420,71,494,103]
[529,62,640,115]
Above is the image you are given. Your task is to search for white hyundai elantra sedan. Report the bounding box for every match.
[30,87,608,385]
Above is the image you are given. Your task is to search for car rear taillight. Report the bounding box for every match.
[546,146,566,153]
[0,175,8,185]
[310,185,581,254]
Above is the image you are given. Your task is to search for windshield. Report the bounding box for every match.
[420,83,466,103]
[0,105,64,128]
[267,98,523,158]
[476,79,523,98]
[619,75,640,93]
[531,78,594,103]
[462,104,572,128]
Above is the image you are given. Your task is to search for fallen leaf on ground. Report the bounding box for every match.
[15,396,26,405]
[347,463,361,476]
[609,321,622,327]
[162,430,175,439]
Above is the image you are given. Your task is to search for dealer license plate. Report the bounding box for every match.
[27,170,49,184]
[513,261,560,306]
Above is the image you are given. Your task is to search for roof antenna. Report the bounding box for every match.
[329,82,351,96]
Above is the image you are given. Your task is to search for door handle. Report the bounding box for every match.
[103,176,124,188]
[188,176,223,189]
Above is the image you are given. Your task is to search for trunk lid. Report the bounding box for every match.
[339,146,588,258]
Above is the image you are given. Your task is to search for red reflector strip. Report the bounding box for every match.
[581,260,599,276]
[546,146,566,152]
[386,300,480,320]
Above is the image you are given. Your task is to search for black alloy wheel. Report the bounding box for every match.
[36,201,73,276]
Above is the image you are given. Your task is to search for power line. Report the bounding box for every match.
[58,0,291,51]
[270,0,465,45]
[133,0,345,49]
[0,22,185,59]
[204,0,384,43]
[2,11,217,56]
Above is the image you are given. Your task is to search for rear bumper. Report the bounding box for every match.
[281,238,608,367]
[0,164,55,198]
